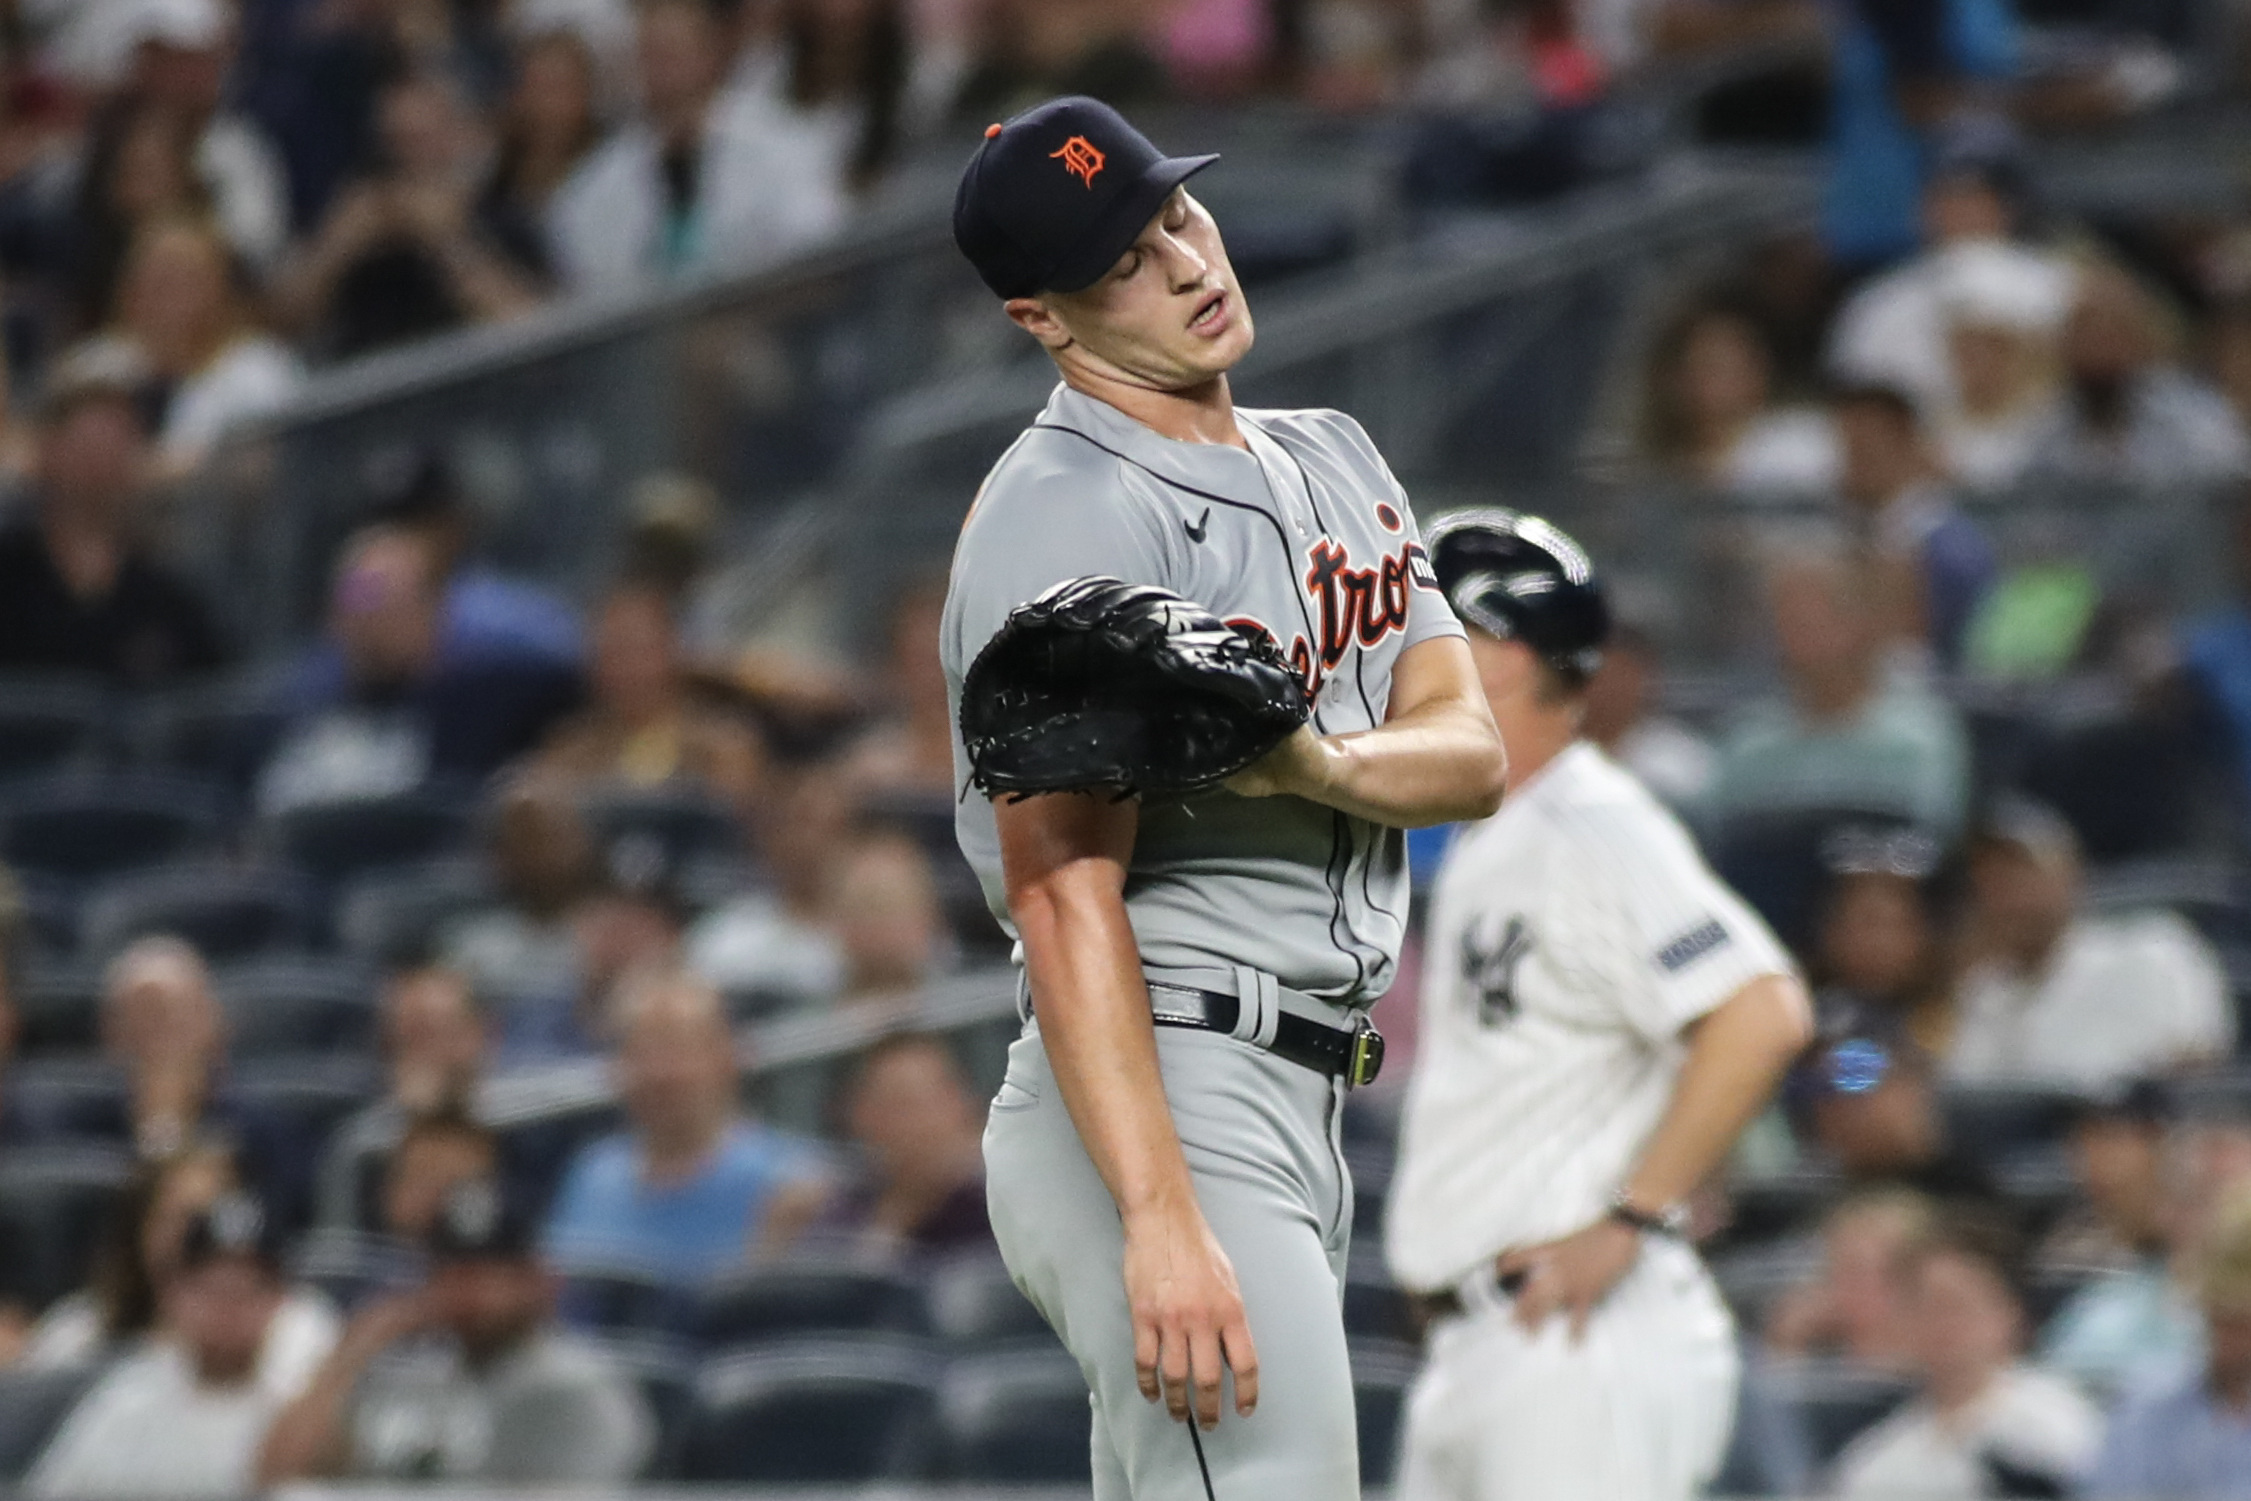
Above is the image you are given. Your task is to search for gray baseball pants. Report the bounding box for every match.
[984,1019,1363,1500]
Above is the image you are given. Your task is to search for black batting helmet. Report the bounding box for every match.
[1425,508,1610,684]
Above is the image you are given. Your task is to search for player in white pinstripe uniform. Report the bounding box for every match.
[1384,512,1814,1501]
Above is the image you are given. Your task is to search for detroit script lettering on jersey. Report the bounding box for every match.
[1233,535,1435,696]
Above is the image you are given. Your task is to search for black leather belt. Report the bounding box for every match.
[1410,1269,1528,1326]
[1146,984,1385,1089]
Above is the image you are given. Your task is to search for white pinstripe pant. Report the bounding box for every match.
[1395,1237,1739,1501]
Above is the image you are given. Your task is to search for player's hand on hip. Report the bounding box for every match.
[1496,1218,1642,1342]
[1123,1202,1260,1429]
[1223,725,1330,801]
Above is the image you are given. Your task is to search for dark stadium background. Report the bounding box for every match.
[1,0,2250,1497]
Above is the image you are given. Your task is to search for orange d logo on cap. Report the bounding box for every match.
[1050,134,1105,188]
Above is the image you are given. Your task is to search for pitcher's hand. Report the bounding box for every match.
[1123,1201,1259,1429]
[1223,725,1330,801]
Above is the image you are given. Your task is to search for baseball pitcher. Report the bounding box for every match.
[940,97,1508,1499]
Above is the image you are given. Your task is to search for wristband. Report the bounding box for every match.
[1606,1191,1688,1238]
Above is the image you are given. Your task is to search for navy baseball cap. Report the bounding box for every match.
[178,1192,287,1274]
[425,1178,538,1263]
[954,96,1219,300]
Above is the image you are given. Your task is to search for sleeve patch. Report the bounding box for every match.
[1655,919,1731,973]
[1406,543,1441,591]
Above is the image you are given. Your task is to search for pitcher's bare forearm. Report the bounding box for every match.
[1002,792,1194,1219]
[1620,973,1812,1214]
[1228,636,1506,827]
[997,791,1260,1425]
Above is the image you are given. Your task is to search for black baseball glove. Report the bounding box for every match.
[959,576,1311,798]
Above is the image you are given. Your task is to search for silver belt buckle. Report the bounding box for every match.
[1347,1019,1385,1089]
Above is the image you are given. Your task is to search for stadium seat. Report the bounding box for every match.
[1959,697,2040,807]
[939,1341,1092,1482]
[925,1251,1051,1346]
[331,859,488,966]
[581,789,743,875]
[1352,1337,1422,1487]
[1340,1090,1403,1151]
[0,1143,136,1312]
[3,1058,130,1142]
[2019,710,2213,865]
[1730,1166,1845,1244]
[80,864,318,962]
[692,1259,933,1345]
[132,680,291,795]
[10,965,104,1054]
[2025,1266,2098,1332]
[492,1094,624,1220]
[2083,856,2251,946]
[1713,1351,1815,1498]
[559,1266,693,1338]
[0,675,110,778]
[1712,1235,1824,1332]
[1992,1145,2081,1223]
[1937,1082,2084,1166]
[228,1055,379,1147]
[1760,1358,1914,1476]
[2172,1070,2251,1121]
[263,793,474,885]
[680,1335,943,1482]
[213,958,378,1055]
[0,1363,107,1481]
[1346,1140,1393,1241]
[1342,1261,1416,1341]
[590,1334,697,1480]
[0,773,227,883]
[290,1228,419,1313]
[13,871,80,957]
[862,789,1003,955]
[1706,808,1918,956]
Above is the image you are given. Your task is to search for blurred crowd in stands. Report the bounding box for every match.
[0,0,2212,464]
[0,0,2248,1497]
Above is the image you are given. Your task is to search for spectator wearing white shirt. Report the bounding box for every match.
[43,0,293,273]
[1827,122,2072,422]
[258,1179,651,1486]
[18,1142,343,1389]
[1946,800,2234,1089]
[1639,299,1838,496]
[104,217,303,474]
[1930,239,2070,493]
[726,0,918,200]
[28,1194,330,1500]
[1830,1219,2103,1498]
[548,0,845,295]
[2028,261,2251,489]
[688,759,854,1007]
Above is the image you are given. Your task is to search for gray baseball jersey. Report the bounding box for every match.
[941,381,1464,1011]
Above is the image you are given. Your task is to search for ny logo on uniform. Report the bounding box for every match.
[1462,915,1533,1027]
[1050,135,1106,187]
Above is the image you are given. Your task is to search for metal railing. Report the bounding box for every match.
[478,965,1022,1143]
[166,90,2251,663]
[170,109,1408,656]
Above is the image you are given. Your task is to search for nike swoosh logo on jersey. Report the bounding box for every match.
[1183,507,1210,543]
